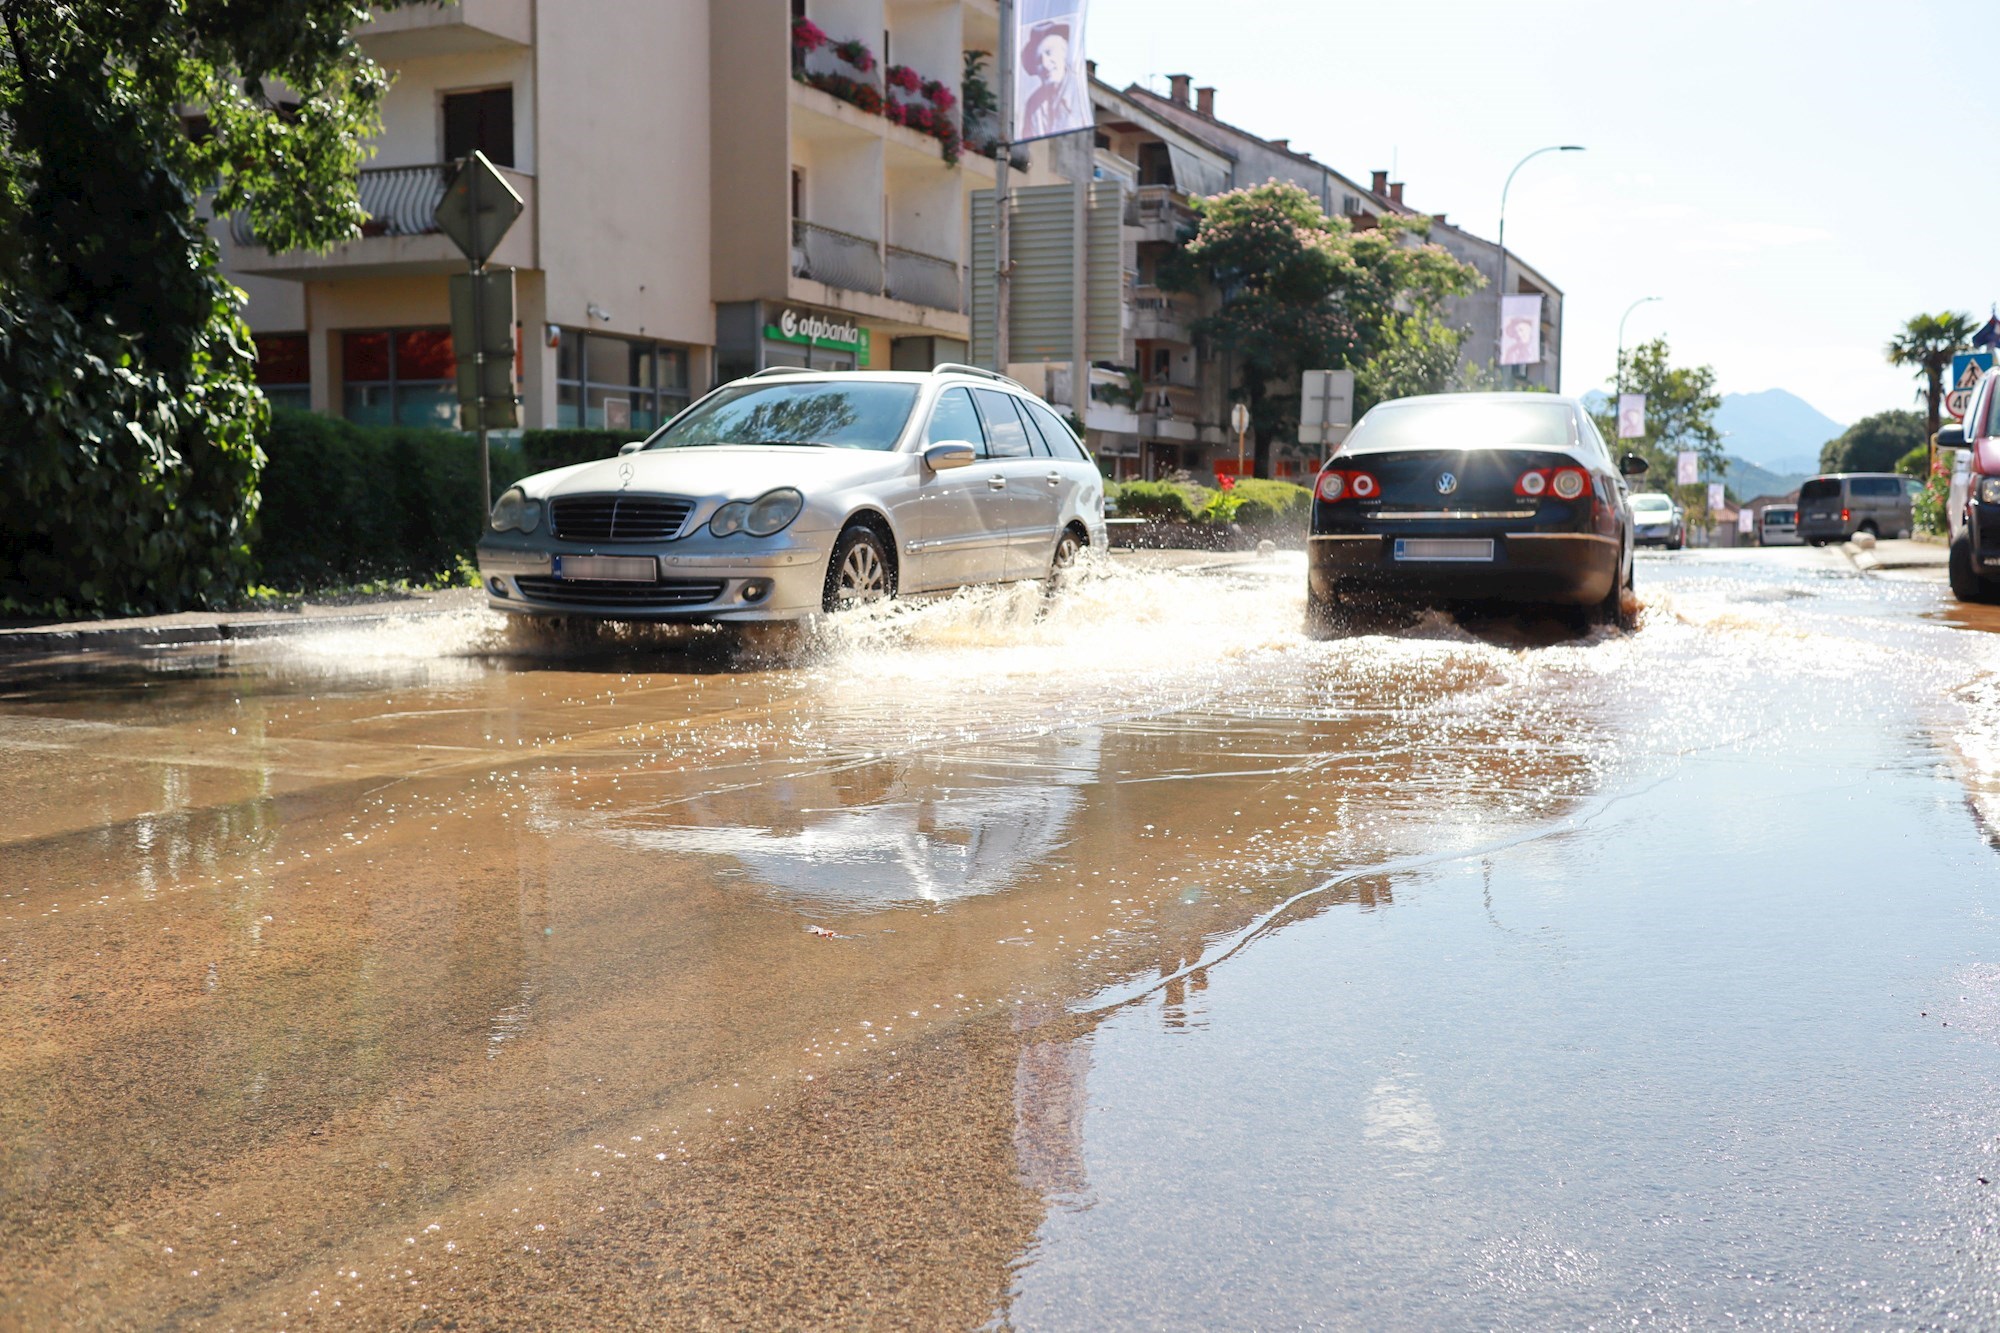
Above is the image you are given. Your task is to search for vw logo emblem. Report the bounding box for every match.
[617,461,635,490]
[1436,471,1458,495]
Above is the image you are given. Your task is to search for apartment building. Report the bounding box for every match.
[220,0,1010,438]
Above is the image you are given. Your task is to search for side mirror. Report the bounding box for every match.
[619,440,645,456]
[1619,452,1650,477]
[923,441,976,471]
[1937,423,1966,449]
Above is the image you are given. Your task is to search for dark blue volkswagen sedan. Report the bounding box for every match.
[1306,394,1651,632]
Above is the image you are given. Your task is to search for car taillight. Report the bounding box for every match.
[1316,470,1378,502]
[1512,468,1592,499]
[1516,470,1548,497]
[1841,507,1850,522]
[1552,468,1588,500]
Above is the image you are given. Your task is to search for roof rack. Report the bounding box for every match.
[748,365,818,378]
[931,362,1027,390]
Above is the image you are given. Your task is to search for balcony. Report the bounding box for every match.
[1135,184,1197,243]
[1133,286,1196,343]
[1139,383,1201,442]
[792,220,884,297]
[228,163,537,280]
[355,0,530,57]
[886,245,962,313]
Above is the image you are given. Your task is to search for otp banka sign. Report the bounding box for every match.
[769,308,868,355]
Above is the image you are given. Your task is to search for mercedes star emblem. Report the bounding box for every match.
[1436,471,1458,495]
[618,461,635,490]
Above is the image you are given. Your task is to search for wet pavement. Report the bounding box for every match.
[4,542,2000,1329]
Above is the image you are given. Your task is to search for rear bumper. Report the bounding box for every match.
[1308,531,1619,605]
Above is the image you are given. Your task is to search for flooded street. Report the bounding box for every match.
[6,545,2000,1329]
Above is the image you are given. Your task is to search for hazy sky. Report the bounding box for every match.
[1086,0,1987,426]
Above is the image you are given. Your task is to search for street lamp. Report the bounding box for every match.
[1616,296,1662,394]
[1495,145,1584,381]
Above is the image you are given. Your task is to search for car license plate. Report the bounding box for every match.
[553,555,657,582]
[1394,538,1494,562]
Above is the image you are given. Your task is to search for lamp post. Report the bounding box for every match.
[1616,296,1662,394]
[1495,145,1584,382]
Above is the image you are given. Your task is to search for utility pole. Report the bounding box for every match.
[993,0,1013,371]
[1616,296,1662,395]
[1495,145,1582,383]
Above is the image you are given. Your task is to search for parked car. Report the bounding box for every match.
[1795,473,1914,545]
[1629,492,1685,549]
[1757,504,1800,546]
[476,366,1107,622]
[1937,378,2000,603]
[1306,393,1648,630]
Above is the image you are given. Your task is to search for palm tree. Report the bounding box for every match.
[1886,311,1978,444]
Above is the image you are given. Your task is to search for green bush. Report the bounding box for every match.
[1109,480,1195,521]
[254,408,486,589]
[1896,443,1930,479]
[1225,478,1312,528]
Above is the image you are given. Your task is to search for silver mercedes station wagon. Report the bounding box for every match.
[476,366,1107,622]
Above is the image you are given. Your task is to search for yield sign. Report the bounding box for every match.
[433,151,523,265]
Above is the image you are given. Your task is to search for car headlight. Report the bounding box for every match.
[709,488,804,538]
[490,487,542,533]
[1979,477,2000,505]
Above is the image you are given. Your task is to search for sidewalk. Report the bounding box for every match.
[1844,535,1948,578]
[0,587,486,656]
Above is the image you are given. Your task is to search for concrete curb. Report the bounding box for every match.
[0,590,483,658]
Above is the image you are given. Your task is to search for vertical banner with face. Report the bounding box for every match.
[1499,294,1542,366]
[1616,393,1646,439]
[1014,0,1091,143]
[1676,450,1699,485]
[1707,482,1727,511]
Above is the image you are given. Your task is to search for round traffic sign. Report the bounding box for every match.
[1947,388,1972,419]
[1230,403,1250,434]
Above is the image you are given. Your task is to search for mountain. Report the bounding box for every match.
[1713,390,1845,470]
[1722,456,1812,502]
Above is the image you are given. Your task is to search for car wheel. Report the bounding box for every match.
[1858,520,1879,539]
[1047,528,1083,584]
[1305,588,1338,639]
[1949,536,1998,604]
[823,524,895,612]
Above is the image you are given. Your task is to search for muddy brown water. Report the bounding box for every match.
[4,547,1999,1329]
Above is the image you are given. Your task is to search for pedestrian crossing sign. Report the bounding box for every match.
[1948,351,1994,419]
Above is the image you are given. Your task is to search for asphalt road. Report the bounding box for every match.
[4,542,1998,1329]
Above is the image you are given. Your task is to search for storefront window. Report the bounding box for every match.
[555,330,691,431]
[254,332,310,411]
[341,328,458,429]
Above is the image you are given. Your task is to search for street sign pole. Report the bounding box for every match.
[468,164,488,518]
[434,150,524,527]
[1230,401,1250,477]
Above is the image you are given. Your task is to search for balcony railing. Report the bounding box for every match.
[793,219,884,296]
[1133,286,1196,342]
[229,163,452,247]
[886,245,961,312]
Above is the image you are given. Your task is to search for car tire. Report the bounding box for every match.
[1593,566,1636,631]
[1949,536,1998,604]
[823,524,895,612]
[1859,520,1879,539]
[1305,588,1338,639]
[1047,527,1083,586]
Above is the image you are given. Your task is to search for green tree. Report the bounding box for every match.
[1590,337,1723,516]
[1161,181,1482,477]
[1818,409,1925,474]
[1885,311,1977,445]
[0,2,401,616]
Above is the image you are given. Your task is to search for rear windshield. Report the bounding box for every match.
[1799,478,1841,502]
[1764,507,1795,521]
[644,381,920,451]
[1343,398,1577,453]
[1630,494,1673,513]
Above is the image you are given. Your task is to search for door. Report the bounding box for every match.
[912,387,1008,590]
[972,388,1062,580]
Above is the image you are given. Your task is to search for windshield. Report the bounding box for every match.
[644,381,920,451]
[1799,478,1841,503]
[1765,507,1794,521]
[1344,398,1577,454]
[1630,495,1674,513]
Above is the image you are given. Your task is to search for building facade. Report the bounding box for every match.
[219,0,1011,439]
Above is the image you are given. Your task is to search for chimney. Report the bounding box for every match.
[1388,181,1404,205]
[1196,86,1215,117]
[1371,170,1389,195]
[1271,138,1289,152]
[1086,59,1097,78]
[1167,73,1192,105]
[1432,212,1448,226]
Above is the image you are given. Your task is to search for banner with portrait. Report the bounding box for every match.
[1616,393,1646,439]
[1499,294,1542,366]
[1013,0,1091,143]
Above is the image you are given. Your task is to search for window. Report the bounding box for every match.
[342,328,457,428]
[972,389,1033,458]
[791,168,806,221]
[926,387,987,455]
[556,331,691,432]
[443,87,514,167]
[1023,399,1088,463]
[645,382,919,451]
[1346,398,1575,453]
[1854,476,1902,498]
[254,332,310,410]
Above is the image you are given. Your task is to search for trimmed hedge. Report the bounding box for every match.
[253,416,642,588]
[1108,480,1196,521]
[1108,477,1312,533]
